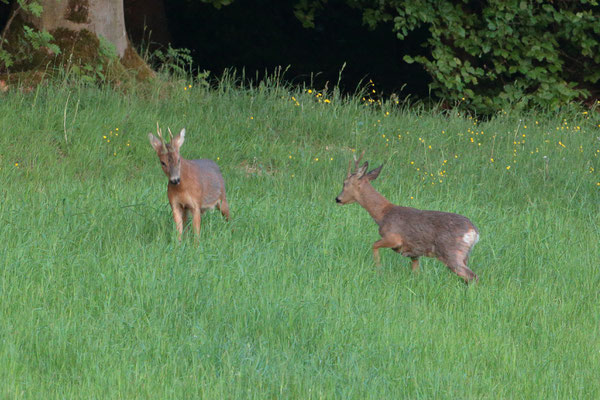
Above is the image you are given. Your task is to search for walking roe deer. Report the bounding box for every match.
[149,125,229,240]
[335,152,479,283]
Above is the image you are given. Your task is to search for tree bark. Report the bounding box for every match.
[23,0,128,57]
[2,0,153,79]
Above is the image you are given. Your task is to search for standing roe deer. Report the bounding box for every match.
[335,152,479,283]
[149,124,229,240]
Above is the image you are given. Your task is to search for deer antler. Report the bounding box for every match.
[167,127,174,141]
[156,122,167,152]
[353,150,365,171]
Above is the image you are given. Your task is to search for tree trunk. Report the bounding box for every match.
[2,0,153,80]
[25,0,129,57]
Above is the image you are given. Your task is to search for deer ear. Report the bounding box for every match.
[148,133,162,152]
[356,161,369,177]
[172,128,186,149]
[365,164,383,181]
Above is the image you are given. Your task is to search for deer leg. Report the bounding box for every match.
[171,204,185,242]
[182,210,188,231]
[218,195,230,221]
[192,208,202,236]
[373,235,403,267]
[411,257,420,272]
[442,253,478,284]
[452,264,478,284]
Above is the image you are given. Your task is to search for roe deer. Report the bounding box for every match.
[335,152,479,283]
[149,124,229,241]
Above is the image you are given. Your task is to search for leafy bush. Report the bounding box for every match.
[296,0,599,112]
[0,0,60,72]
[356,0,600,112]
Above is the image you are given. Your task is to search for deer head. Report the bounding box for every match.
[335,151,383,204]
[148,123,186,185]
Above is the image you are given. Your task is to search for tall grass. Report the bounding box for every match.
[0,77,599,399]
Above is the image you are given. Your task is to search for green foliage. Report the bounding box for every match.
[0,0,60,72]
[68,63,105,84]
[66,35,118,83]
[150,45,195,77]
[294,0,327,28]
[0,47,13,69]
[52,32,122,85]
[97,34,118,61]
[0,78,599,397]
[0,0,43,16]
[355,0,600,113]
[19,0,42,16]
[1,24,60,72]
[22,25,59,53]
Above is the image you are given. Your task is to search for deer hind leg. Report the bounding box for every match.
[218,194,230,221]
[411,257,420,272]
[392,246,420,272]
[373,234,403,267]
[441,251,478,284]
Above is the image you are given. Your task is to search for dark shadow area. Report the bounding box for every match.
[152,0,430,97]
[0,3,13,30]
[1,0,431,98]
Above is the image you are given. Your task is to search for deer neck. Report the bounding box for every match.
[357,182,392,225]
[181,157,198,180]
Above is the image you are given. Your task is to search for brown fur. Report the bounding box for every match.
[336,156,479,283]
[149,127,229,241]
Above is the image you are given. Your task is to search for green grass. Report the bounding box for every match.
[1,79,599,399]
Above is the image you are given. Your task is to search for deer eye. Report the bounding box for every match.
[160,161,166,167]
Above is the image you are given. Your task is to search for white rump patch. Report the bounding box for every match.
[462,229,479,247]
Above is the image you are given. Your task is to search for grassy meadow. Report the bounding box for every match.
[1,77,599,398]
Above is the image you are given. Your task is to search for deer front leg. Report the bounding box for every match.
[182,209,188,227]
[373,235,403,267]
[192,208,202,236]
[171,203,185,241]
